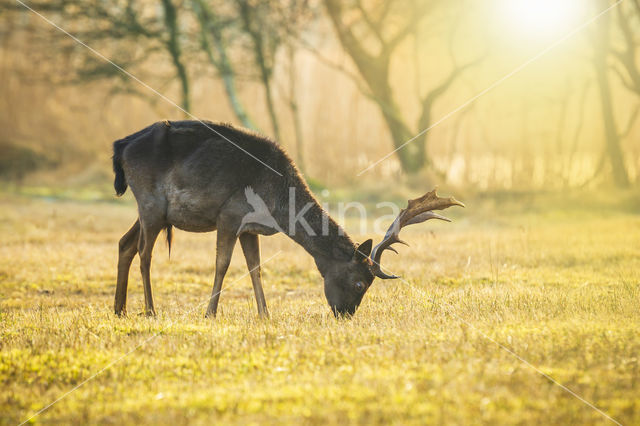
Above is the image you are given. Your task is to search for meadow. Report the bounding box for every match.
[1,190,639,425]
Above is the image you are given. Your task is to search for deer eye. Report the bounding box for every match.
[354,281,365,292]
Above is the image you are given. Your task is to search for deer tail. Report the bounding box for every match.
[166,225,173,258]
[112,138,129,196]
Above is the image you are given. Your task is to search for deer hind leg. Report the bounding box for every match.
[114,219,141,316]
[138,218,163,317]
[239,233,269,318]
[205,228,238,318]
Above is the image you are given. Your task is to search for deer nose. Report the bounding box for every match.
[332,304,356,318]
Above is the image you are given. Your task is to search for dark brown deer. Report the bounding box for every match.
[112,120,463,318]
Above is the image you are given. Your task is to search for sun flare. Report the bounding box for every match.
[503,0,583,39]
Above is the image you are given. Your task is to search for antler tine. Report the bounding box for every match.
[370,188,464,280]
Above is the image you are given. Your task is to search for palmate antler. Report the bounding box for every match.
[370,188,465,279]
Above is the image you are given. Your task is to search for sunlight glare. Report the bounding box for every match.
[503,0,582,39]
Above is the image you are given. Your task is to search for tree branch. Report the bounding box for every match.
[355,0,384,48]
[620,103,640,138]
[383,1,432,54]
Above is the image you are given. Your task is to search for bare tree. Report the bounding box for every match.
[612,0,640,96]
[285,44,307,173]
[236,0,282,140]
[324,0,482,174]
[591,0,630,187]
[232,0,313,143]
[2,0,194,113]
[161,0,191,114]
[192,0,258,129]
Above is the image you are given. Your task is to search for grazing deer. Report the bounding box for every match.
[112,120,463,318]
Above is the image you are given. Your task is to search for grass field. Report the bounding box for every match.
[1,191,639,425]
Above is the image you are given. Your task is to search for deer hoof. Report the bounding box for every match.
[114,305,127,317]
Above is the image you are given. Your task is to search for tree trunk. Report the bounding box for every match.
[593,7,630,187]
[287,46,306,173]
[192,0,257,130]
[380,107,424,173]
[161,0,190,114]
[219,65,256,130]
[237,0,281,142]
[261,67,280,142]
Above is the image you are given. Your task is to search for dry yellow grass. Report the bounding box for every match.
[1,192,639,424]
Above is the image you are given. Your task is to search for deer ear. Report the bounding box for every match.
[354,239,373,262]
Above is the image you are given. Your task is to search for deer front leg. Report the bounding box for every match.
[114,219,140,316]
[205,228,238,318]
[239,233,269,318]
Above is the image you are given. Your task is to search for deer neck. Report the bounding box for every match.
[274,186,355,275]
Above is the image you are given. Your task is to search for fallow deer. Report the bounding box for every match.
[112,120,463,318]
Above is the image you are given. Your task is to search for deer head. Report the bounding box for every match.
[324,188,464,317]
